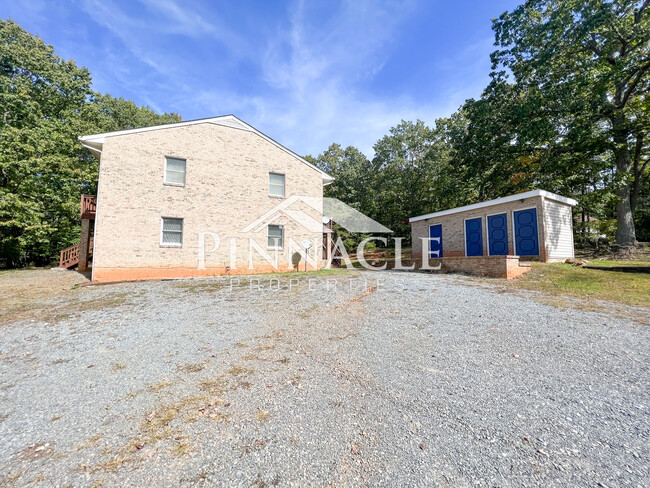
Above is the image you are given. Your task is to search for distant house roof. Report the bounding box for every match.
[79,114,334,184]
[408,189,578,223]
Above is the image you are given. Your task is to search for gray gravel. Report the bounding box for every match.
[0,270,648,487]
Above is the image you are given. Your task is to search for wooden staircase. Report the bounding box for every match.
[59,194,97,269]
[59,240,93,269]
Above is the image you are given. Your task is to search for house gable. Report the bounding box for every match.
[80,115,333,184]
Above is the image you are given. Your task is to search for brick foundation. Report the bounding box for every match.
[92,262,321,283]
[416,254,531,279]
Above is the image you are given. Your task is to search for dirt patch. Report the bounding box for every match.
[0,269,90,325]
[576,244,650,262]
[16,442,56,462]
[332,285,377,310]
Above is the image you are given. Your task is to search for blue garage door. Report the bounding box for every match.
[487,213,508,255]
[429,224,443,258]
[465,218,483,256]
[513,208,540,256]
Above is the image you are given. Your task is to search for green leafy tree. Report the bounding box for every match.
[310,121,451,244]
[0,20,181,267]
[308,143,376,216]
[0,19,92,266]
[372,120,449,238]
[442,76,614,222]
[310,2,650,248]
[491,0,650,245]
[307,144,381,250]
[85,93,181,133]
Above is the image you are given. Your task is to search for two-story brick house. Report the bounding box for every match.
[68,115,333,282]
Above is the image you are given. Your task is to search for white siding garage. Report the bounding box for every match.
[543,199,575,260]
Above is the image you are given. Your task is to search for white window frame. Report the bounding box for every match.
[267,224,284,249]
[160,217,183,247]
[164,156,186,186]
[268,172,285,198]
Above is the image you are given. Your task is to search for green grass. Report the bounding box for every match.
[170,268,357,293]
[224,268,355,282]
[581,259,650,267]
[252,268,355,278]
[0,266,39,274]
[509,263,650,308]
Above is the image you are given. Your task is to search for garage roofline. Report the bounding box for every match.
[408,190,578,223]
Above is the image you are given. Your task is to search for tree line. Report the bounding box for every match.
[310,0,649,247]
[0,19,180,267]
[1,0,648,267]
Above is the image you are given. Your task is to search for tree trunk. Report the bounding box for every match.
[611,113,636,246]
[630,134,646,215]
[615,188,635,245]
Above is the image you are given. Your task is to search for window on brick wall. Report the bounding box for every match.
[161,217,183,246]
[267,225,284,249]
[164,157,186,185]
[269,172,285,197]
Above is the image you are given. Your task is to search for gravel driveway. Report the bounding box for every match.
[0,270,648,487]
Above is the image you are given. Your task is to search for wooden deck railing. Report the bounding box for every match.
[59,194,96,268]
[81,194,97,219]
[59,240,93,268]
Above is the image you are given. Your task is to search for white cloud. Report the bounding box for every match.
[261,0,412,95]
[182,0,493,157]
[78,0,495,157]
[138,0,250,57]
[80,0,248,75]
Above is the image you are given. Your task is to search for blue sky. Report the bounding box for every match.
[4,0,521,156]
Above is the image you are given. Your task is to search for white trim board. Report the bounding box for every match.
[79,115,334,184]
[160,216,184,247]
[409,190,577,223]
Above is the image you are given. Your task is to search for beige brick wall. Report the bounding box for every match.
[411,195,548,261]
[92,123,324,281]
[422,255,531,279]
